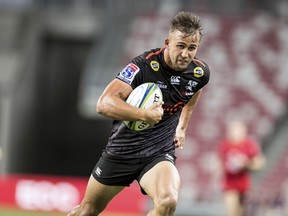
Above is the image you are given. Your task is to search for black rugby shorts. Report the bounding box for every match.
[92,151,176,193]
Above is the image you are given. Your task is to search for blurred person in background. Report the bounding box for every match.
[217,120,266,216]
[68,11,210,216]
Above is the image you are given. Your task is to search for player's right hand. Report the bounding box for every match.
[144,101,164,126]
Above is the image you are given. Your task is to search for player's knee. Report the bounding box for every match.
[68,204,100,216]
[68,209,97,216]
[155,193,178,214]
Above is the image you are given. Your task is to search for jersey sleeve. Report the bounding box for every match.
[116,55,145,89]
[198,60,210,87]
[192,58,210,90]
[202,62,210,86]
[116,62,140,86]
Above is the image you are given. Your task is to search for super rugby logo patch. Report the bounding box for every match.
[119,63,140,84]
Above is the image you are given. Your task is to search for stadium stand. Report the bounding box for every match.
[1,0,287,215]
[76,1,288,214]
[119,8,288,215]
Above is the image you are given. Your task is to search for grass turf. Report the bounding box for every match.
[0,207,65,216]
[0,207,143,216]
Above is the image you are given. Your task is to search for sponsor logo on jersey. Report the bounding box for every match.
[171,76,181,85]
[95,167,102,177]
[194,67,204,78]
[165,153,175,163]
[156,81,167,89]
[182,91,194,96]
[119,63,140,84]
[150,61,160,71]
[163,102,186,115]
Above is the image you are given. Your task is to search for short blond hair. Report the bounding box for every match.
[170,11,203,38]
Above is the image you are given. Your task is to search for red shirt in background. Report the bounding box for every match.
[218,138,260,192]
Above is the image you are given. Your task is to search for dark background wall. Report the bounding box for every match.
[8,33,112,177]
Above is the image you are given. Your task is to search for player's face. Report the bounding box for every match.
[227,121,247,143]
[165,30,200,71]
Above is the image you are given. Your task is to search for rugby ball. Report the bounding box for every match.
[124,82,163,131]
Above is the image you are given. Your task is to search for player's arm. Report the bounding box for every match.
[247,153,266,171]
[174,89,202,149]
[96,79,163,124]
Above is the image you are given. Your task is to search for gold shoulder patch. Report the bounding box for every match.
[150,61,160,72]
[194,67,204,78]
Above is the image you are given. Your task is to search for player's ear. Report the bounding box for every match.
[164,38,169,48]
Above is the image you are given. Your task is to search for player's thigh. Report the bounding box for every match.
[224,190,240,204]
[82,175,125,208]
[224,191,241,214]
[139,161,180,199]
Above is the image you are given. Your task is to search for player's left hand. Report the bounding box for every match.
[174,125,187,149]
[174,134,185,150]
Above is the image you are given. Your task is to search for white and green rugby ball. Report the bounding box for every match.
[124,82,163,131]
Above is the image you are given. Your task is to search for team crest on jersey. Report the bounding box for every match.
[150,61,160,71]
[119,63,140,84]
[188,80,198,87]
[194,67,204,78]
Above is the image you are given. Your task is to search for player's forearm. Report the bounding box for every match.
[97,95,145,121]
[177,107,193,133]
[177,90,202,132]
[247,155,266,171]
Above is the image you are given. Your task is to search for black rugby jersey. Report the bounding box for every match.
[105,48,210,157]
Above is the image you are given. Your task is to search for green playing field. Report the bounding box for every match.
[0,206,143,216]
[0,207,65,216]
